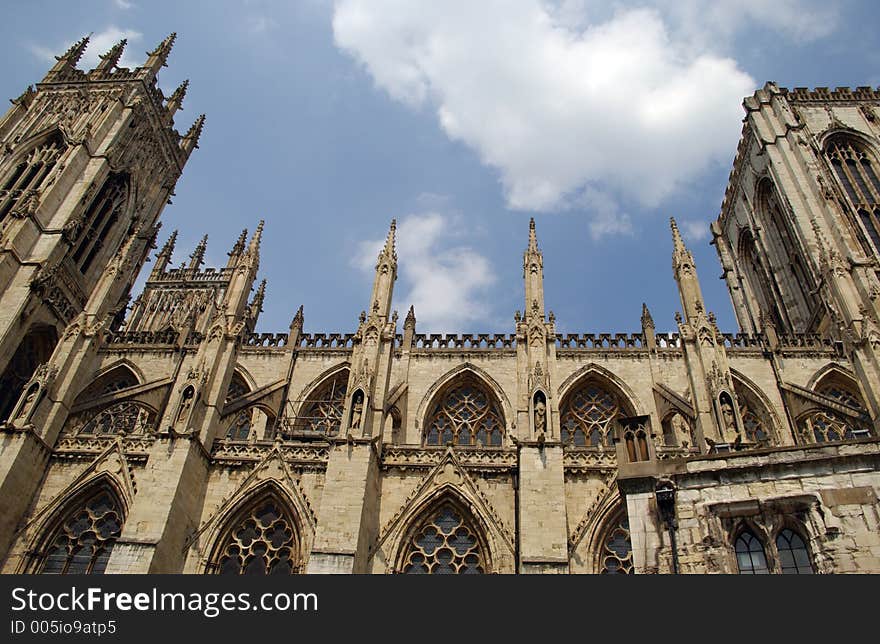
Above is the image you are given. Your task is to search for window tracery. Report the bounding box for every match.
[423,376,504,447]
[294,370,348,436]
[400,503,486,574]
[213,498,299,575]
[798,378,871,443]
[599,513,633,574]
[560,379,622,447]
[826,137,880,256]
[78,401,154,435]
[38,488,123,575]
[0,133,65,223]
[225,372,249,404]
[735,530,769,574]
[226,410,252,441]
[776,528,813,574]
[72,172,129,274]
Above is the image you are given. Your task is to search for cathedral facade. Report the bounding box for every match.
[1,37,879,575]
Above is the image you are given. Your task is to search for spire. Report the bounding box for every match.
[290,304,304,332]
[641,303,654,330]
[248,220,264,255]
[165,79,189,118]
[523,216,545,320]
[670,216,707,324]
[46,35,90,79]
[527,217,539,254]
[141,32,176,79]
[228,227,247,255]
[378,218,397,264]
[250,279,267,314]
[180,114,205,157]
[151,230,177,276]
[367,219,398,321]
[404,305,416,329]
[670,216,692,268]
[94,39,126,72]
[188,234,208,269]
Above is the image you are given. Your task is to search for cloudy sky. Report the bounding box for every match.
[2,1,879,334]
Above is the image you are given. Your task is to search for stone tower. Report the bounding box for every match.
[713,83,880,432]
[0,34,203,560]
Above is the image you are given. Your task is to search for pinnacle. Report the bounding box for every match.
[57,35,90,65]
[96,39,127,71]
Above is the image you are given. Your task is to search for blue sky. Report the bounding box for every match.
[2,1,879,334]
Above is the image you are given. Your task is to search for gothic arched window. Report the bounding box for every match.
[559,379,623,447]
[0,132,65,223]
[733,382,774,446]
[72,172,129,274]
[0,325,58,422]
[599,512,633,574]
[735,530,769,574]
[212,495,299,575]
[423,375,504,447]
[225,371,250,404]
[226,410,252,441]
[38,487,123,574]
[79,401,154,435]
[776,529,813,574]
[77,366,139,402]
[738,231,785,330]
[295,370,348,436]
[798,375,872,443]
[825,137,880,256]
[400,502,487,574]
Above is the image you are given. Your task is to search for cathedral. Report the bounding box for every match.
[0,35,879,575]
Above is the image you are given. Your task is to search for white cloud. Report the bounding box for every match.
[29,26,144,71]
[113,0,135,9]
[332,0,838,233]
[353,212,497,331]
[680,219,709,242]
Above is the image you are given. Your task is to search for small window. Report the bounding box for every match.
[735,530,769,574]
[776,529,813,575]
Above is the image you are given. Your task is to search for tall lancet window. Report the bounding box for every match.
[825,137,880,256]
[72,172,129,274]
[0,132,65,223]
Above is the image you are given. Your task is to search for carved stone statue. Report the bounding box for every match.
[350,392,364,430]
[720,398,739,443]
[15,386,39,421]
[534,396,546,435]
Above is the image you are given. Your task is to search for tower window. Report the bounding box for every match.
[776,529,814,574]
[0,133,65,223]
[826,138,880,257]
[735,530,769,574]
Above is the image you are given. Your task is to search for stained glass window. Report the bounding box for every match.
[40,490,122,575]
[424,377,504,447]
[600,514,633,574]
[215,499,298,575]
[560,380,621,447]
[401,504,485,574]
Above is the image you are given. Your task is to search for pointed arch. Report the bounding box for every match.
[74,362,142,405]
[225,368,253,404]
[0,128,66,223]
[590,500,633,574]
[26,473,127,574]
[557,364,641,448]
[797,364,872,443]
[822,131,880,256]
[0,324,59,422]
[393,487,494,574]
[419,365,507,447]
[205,480,305,575]
[290,363,350,437]
[415,362,512,437]
[731,521,770,574]
[730,369,782,446]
